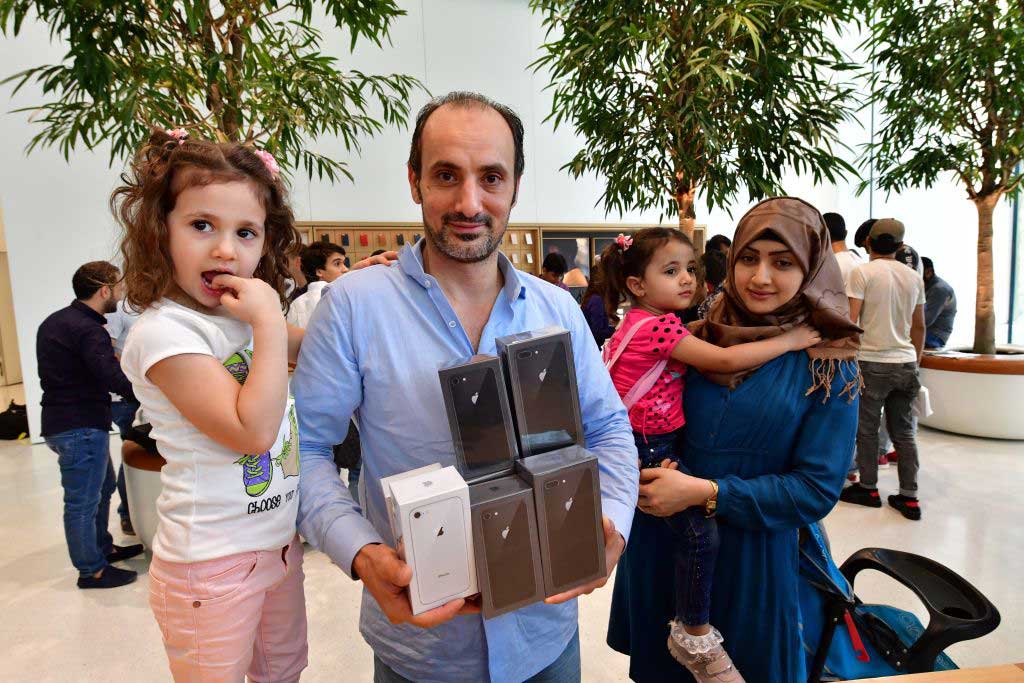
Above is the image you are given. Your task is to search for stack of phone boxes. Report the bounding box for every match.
[436,328,605,619]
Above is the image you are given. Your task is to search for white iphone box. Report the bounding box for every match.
[381,463,441,542]
[388,466,478,614]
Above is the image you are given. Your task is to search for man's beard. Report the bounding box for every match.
[422,210,508,264]
[103,295,119,314]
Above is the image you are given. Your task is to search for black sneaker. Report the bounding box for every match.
[839,483,882,508]
[106,544,144,563]
[77,565,137,589]
[121,517,136,536]
[888,494,922,521]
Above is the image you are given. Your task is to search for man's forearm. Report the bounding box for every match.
[298,443,384,577]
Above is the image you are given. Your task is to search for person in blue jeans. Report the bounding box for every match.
[110,398,140,535]
[37,261,143,589]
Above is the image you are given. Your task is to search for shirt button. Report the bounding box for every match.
[448,321,457,328]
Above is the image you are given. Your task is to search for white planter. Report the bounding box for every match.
[919,349,1024,440]
[122,443,166,549]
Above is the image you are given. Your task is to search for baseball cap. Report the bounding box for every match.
[868,218,905,242]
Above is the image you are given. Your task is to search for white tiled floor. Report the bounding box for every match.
[0,424,1020,681]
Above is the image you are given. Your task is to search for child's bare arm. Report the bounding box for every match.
[670,325,821,374]
[148,275,289,454]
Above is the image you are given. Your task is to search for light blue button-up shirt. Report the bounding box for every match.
[293,241,637,683]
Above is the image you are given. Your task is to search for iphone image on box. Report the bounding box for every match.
[497,328,583,457]
[470,476,544,618]
[439,356,518,483]
[516,445,605,596]
[406,496,473,605]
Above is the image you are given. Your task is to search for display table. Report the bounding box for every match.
[859,664,1024,682]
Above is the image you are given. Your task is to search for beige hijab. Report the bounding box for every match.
[690,197,862,402]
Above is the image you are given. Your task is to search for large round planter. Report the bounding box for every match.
[918,347,1024,440]
[122,441,166,549]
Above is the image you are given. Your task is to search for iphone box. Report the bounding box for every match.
[439,355,519,484]
[469,475,544,619]
[381,463,441,542]
[515,445,606,597]
[496,327,584,458]
[387,466,478,615]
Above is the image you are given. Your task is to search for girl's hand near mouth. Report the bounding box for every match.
[212,274,284,328]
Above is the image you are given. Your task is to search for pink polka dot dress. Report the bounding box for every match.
[605,308,690,435]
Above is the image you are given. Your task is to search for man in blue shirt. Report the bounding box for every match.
[293,92,638,682]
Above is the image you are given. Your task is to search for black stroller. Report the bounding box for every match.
[798,522,1000,681]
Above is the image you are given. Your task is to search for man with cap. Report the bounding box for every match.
[840,218,926,520]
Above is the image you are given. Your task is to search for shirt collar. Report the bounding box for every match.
[398,240,527,304]
[71,299,106,323]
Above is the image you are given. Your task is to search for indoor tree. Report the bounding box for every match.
[530,0,859,237]
[0,0,422,181]
[863,0,1024,355]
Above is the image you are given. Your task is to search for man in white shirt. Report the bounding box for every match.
[286,241,348,328]
[840,218,926,520]
[824,212,861,286]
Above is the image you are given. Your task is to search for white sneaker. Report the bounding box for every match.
[666,622,745,683]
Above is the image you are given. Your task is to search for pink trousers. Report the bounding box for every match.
[148,535,308,682]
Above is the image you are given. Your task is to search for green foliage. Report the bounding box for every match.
[0,0,424,182]
[863,0,1024,201]
[530,0,860,220]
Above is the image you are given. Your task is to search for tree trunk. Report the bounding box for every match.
[972,193,1000,355]
[675,191,696,240]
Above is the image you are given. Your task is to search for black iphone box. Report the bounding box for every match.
[469,475,544,619]
[495,327,584,458]
[439,355,519,484]
[515,445,605,597]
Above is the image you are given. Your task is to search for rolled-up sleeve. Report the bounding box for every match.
[564,299,638,542]
[293,288,383,577]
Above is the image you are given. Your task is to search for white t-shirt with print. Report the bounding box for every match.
[847,259,926,364]
[120,299,300,563]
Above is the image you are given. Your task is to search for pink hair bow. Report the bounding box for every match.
[255,150,280,179]
[616,233,633,251]
[168,128,188,145]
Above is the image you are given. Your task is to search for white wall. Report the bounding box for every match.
[1,0,1014,439]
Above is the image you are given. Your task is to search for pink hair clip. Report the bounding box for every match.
[168,128,188,145]
[616,233,633,251]
[255,150,280,179]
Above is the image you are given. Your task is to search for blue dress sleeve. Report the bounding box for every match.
[715,371,858,531]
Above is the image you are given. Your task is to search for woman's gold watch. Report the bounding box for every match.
[704,479,719,517]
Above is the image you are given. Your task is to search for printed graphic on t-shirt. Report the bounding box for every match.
[222,349,300,500]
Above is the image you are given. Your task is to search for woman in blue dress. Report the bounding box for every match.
[608,197,862,683]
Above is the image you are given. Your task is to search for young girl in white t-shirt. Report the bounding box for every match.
[115,129,308,682]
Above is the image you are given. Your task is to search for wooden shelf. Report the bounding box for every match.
[296,221,707,276]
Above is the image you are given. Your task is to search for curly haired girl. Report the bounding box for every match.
[114,128,308,682]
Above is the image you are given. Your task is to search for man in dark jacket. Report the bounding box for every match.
[922,257,957,349]
[37,261,142,589]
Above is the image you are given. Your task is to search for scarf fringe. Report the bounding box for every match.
[805,358,863,404]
